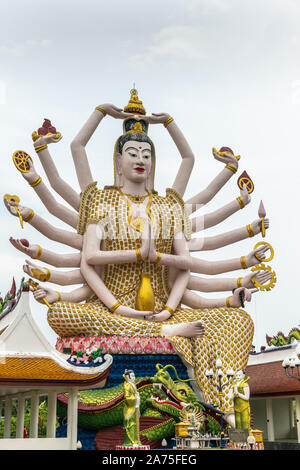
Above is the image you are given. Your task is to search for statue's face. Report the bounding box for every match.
[127,371,135,382]
[118,140,152,185]
[235,370,245,381]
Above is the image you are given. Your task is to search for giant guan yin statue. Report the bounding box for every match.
[4,88,276,421]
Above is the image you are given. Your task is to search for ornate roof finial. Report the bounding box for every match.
[124,87,146,115]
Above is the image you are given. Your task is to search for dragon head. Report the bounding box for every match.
[146,364,202,419]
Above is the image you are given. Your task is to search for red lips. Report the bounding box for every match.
[134,167,145,173]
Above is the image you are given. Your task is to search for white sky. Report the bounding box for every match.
[0,0,299,349]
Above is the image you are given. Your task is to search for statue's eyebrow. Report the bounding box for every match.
[126,146,151,153]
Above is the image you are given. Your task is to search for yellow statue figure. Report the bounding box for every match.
[6,89,272,417]
[122,369,142,447]
[229,370,251,430]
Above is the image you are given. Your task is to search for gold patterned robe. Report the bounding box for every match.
[48,184,254,411]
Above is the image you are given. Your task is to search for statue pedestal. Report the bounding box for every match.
[115,444,150,450]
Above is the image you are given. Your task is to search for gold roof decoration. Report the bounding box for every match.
[124,88,146,115]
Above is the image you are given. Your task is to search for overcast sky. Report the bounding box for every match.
[0,0,299,350]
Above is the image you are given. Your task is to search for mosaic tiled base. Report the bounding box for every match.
[56,334,176,355]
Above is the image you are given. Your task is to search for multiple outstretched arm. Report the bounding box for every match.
[70,104,132,191]
[32,284,93,305]
[189,244,269,275]
[190,185,250,234]
[9,237,80,268]
[181,286,258,309]
[185,148,240,215]
[80,225,154,320]
[189,217,269,252]
[142,113,195,197]
[20,159,78,229]
[4,199,82,249]
[33,134,80,210]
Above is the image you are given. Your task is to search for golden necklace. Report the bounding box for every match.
[118,188,150,204]
[118,188,155,231]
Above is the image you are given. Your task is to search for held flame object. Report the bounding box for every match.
[258,200,266,237]
[237,170,254,194]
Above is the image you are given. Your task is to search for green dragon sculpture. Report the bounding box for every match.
[57,364,221,446]
[266,328,300,347]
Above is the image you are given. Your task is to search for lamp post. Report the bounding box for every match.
[282,354,300,382]
[205,359,234,448]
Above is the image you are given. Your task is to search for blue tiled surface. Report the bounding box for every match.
[105,354,189,387]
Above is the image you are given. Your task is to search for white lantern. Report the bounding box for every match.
[216,358,222,369]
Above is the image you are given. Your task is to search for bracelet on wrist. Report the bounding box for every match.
[236,197,245,209]
[24,209,34,223]
[163,305,174,315]
[237,277,243,288]
[95,106,107,116]
[33,267,50,283]
[246,224,254,237]
[225,164,237,174]
[163,117,174,128]
[136,248,142,262]
[34,144,47,153]
[55,291,61,302]
[155,252,162,264]
[226,297,231,308]
[240,256,247,269]
[29,176,42,188]
[110,301,121,313]
[32,245,42,260]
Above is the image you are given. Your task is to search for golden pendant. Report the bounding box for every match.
[131,216,145,233]
[135,273,155,312]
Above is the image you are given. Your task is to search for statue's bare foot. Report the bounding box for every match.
[161,320,205,338]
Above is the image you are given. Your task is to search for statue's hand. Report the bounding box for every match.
[140,219,150,260]
[143,113,171,124]
[239,183,251,206]
[152,310,172,322]
[20,158,39,183]
[212,147,239,169]
[99,103,132,120]
[32,286,59,305]
[33,133,62,146]
[115,305,154,321]
[3,197,32,220]
[251,217,269,235]
[148,221,157,262]
[230,287,258,308]
[242,269,272,289]
[245,244,269,267]
[23,260,50,282]
[9,237,40,259]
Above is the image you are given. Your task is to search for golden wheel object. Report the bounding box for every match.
[253,241,274,263]
[251,263,277,291]
[12,150,32,173]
